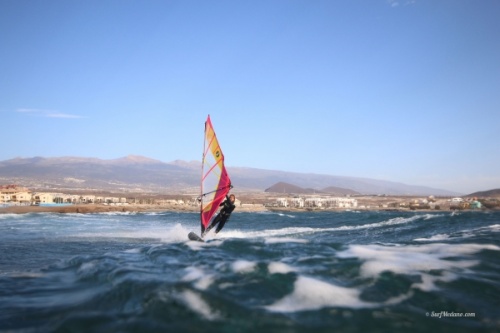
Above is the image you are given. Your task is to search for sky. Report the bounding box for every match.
[1,0,499,194]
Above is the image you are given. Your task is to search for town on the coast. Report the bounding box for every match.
[1,184,498,213]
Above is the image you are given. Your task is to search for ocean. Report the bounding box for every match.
[0,210,499,332]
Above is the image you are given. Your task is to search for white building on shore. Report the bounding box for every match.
[276,196,357,209]
[0,185,32,205]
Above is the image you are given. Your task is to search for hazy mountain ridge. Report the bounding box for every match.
[265,182,360,196]
[0,156,462,196]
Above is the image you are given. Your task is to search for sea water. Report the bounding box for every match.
[0,210,499,332]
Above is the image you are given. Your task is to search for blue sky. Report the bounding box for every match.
[1,0,499,194]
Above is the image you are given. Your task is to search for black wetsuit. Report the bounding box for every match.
[202,195,236,237]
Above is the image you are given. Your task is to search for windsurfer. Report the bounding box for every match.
[202,193,236,237]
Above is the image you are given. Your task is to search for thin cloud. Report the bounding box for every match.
[45,112,84,119]
[16,108,84,119]
[387,0,417,7]
[16,108,42,113]
[388,0,399,7]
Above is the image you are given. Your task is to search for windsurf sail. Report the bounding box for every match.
[200,115,232,235]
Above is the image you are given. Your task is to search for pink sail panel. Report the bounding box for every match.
[200,115,232,232]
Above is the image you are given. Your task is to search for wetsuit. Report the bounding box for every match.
[202,195,236,237]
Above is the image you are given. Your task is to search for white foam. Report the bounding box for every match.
[181,267,214,290]
[265,276,369,312]
[195,276,215,290]
[201,215,428,241]
[277,213,296,218]
[218,282,234,289]
[177,290,219,320]
[77,261,99,278]
[233,227,316,238]
[0,213,24,219]
[337,243,500,291]
[264,237,308,244]
[223,229,248,238]
[422,213,443,220]
[332,215,423,231]
[96,211,137,216]
[231,260,257,274]
[74,223,192,243]
[208,227,317,240]
[124,248,142,253]
[475,224,500,233]
[268,262,296,274]
[427,223,500,242]
[2,272,45,278]
[264,240,500,312]
[238,215,428,240]
[414,234,450,242]
[182,267,205,282]
[185,239,209,250]
[163,223,194,242]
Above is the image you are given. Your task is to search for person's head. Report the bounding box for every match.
[229,194,235,203]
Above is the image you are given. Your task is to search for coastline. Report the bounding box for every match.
[0,203,269,215]
[1,203,495,215]
[0,204,197,215]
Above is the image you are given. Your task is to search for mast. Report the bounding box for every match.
[200,115,209,234]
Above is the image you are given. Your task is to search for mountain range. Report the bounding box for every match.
[265,182,360,196]
[0,155,462,196]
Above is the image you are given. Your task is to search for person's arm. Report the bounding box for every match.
[220,195,230,207]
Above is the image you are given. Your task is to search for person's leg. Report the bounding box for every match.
[215,216,227,234]
[202,214,221,237]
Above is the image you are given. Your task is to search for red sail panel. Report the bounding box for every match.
[200,115,231,232]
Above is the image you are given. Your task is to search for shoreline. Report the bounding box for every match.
[1,204,495,215]
[0,203,271,215]
[0,204,198,215]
